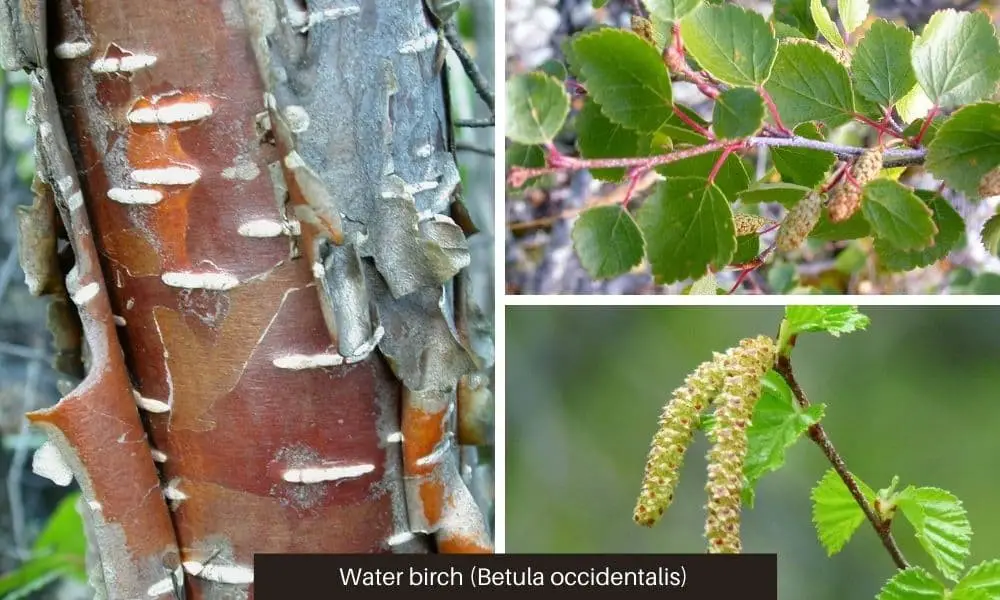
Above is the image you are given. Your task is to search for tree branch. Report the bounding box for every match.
[774,353,910,571]
[444,22,495,114]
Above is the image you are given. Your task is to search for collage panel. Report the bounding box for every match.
[505,0,1000,295]
[506,305,1000,598]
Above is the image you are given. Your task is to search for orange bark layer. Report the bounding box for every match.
[47,1,412,597]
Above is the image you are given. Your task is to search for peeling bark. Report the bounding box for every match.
[4,0,491,598]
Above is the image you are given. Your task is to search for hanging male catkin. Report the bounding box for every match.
[776,192,822,252]
[829,147,883,223]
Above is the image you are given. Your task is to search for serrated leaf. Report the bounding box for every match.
[982,214,1000,257]
[771,123,836,187]
[713,87,765,138]
[810,205,873,240]
[853,20,917,107]
[774,0,817,38]
[810,0,845,48]
[571,206,646,279]
[954,559,1000,598]
[742,371,824,507]
[897,83,934,123]
[765,40,855,128]
[636,178,736,283]
[784,305,871,336]
[643,0,702,22]
[656,150,752,200]
[926,103,1000,198]
[862,179,937,251]
[576,98,644,181]
[876,191,964,271]
[896,487,972,582]
[811,468,877,555]
[572,29,674,133]
[680,4,778,86]
[911,10,1000,109]
[738,182,813,207]
[506,72,570,145]
[773,22,806,39]
[876,567,946,600]
[838,0,868,35]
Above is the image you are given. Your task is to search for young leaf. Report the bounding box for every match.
[680,4,778,86]
[953,559,1000,598]
[810,0,845,49]
[773,0,818,38]
[571,206,646,279]
[875,191,964,271]
[911,10,1000,109]
[576,99,644,181]
[636,177,736,284]
[876,567,946,600]
[643,0,702,22]
[896,487,972,582]
[853,20,917,108]
[837,0,868,36]
[771,123,836,187]
[506,72,570,145]
[862,179,937,251]
[713,87,765,138]
[571,29,674,133]
[926,103,1000,198]
[811,468,877,555]
[783,305,871,337]
[982,214,1000,257]
[950,590,993,600]
[742,371,825,507]
[764,40,855,128]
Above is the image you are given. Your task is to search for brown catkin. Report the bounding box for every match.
[829,147,883,222]
[733,213,773,236]
[776,192,822,251]
[979,167,1000,198]
[631,16,656,46]
[633,356,726,527]
[704,336,777,554]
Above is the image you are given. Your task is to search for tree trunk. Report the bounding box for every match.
[3,1,492,598]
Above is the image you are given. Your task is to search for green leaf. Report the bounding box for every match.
[713,87,765,138]
[506,72,570,145]
[733,233,762,264]
[897,83,934,123]
[837,0,868,35]
[810,0,845,49]
[538,59,568,82]
[765,40,855,128]
[773,0,817,38]
[737,182,813,207]
[810,206,872,240]
[811,468,877,555]
[642,0,702,22]
[593,0,609,7]
[656,150,752,200]
[982,214,1000,257]
[876,567,946,600]
[572,29,674,133]
[571,206,646,279]
[911,10,1000,109]
[576,98,643,181]
[773,22,807,39]
[862,179,937,251]
[926,103,1000,198]
[950,590,993,600]
[680,4,778,86]
[896,487,972,582]
[875,191,964,271]
[902,115,943,147]
[0,556,74,599]
[743,371,824,507]
[954,560,1000,598]
[505,143,547,188]
[636,178,736,283]
[784,305,871,337]
[655,103,714,146]
[771,123,836,187]
[853,20,917,107]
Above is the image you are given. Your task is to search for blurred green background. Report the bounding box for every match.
[506,306,1000,599]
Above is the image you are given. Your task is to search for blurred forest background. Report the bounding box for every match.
[507,306,1000,598]
[0,3,494,597]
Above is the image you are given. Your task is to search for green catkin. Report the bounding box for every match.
[704,335,777,553]
[776,192,822,252]
[633,355,726,527]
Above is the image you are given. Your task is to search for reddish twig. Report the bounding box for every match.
[759,87,792,136]
[673,105,714,140]
[910,106,939,147]
[853,113,905,140]
[821,163,849,193]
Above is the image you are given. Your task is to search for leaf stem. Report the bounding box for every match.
[773,354,911,571]
[758,87,792,136]
[910,105,940,147]
[673,105,714,140]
